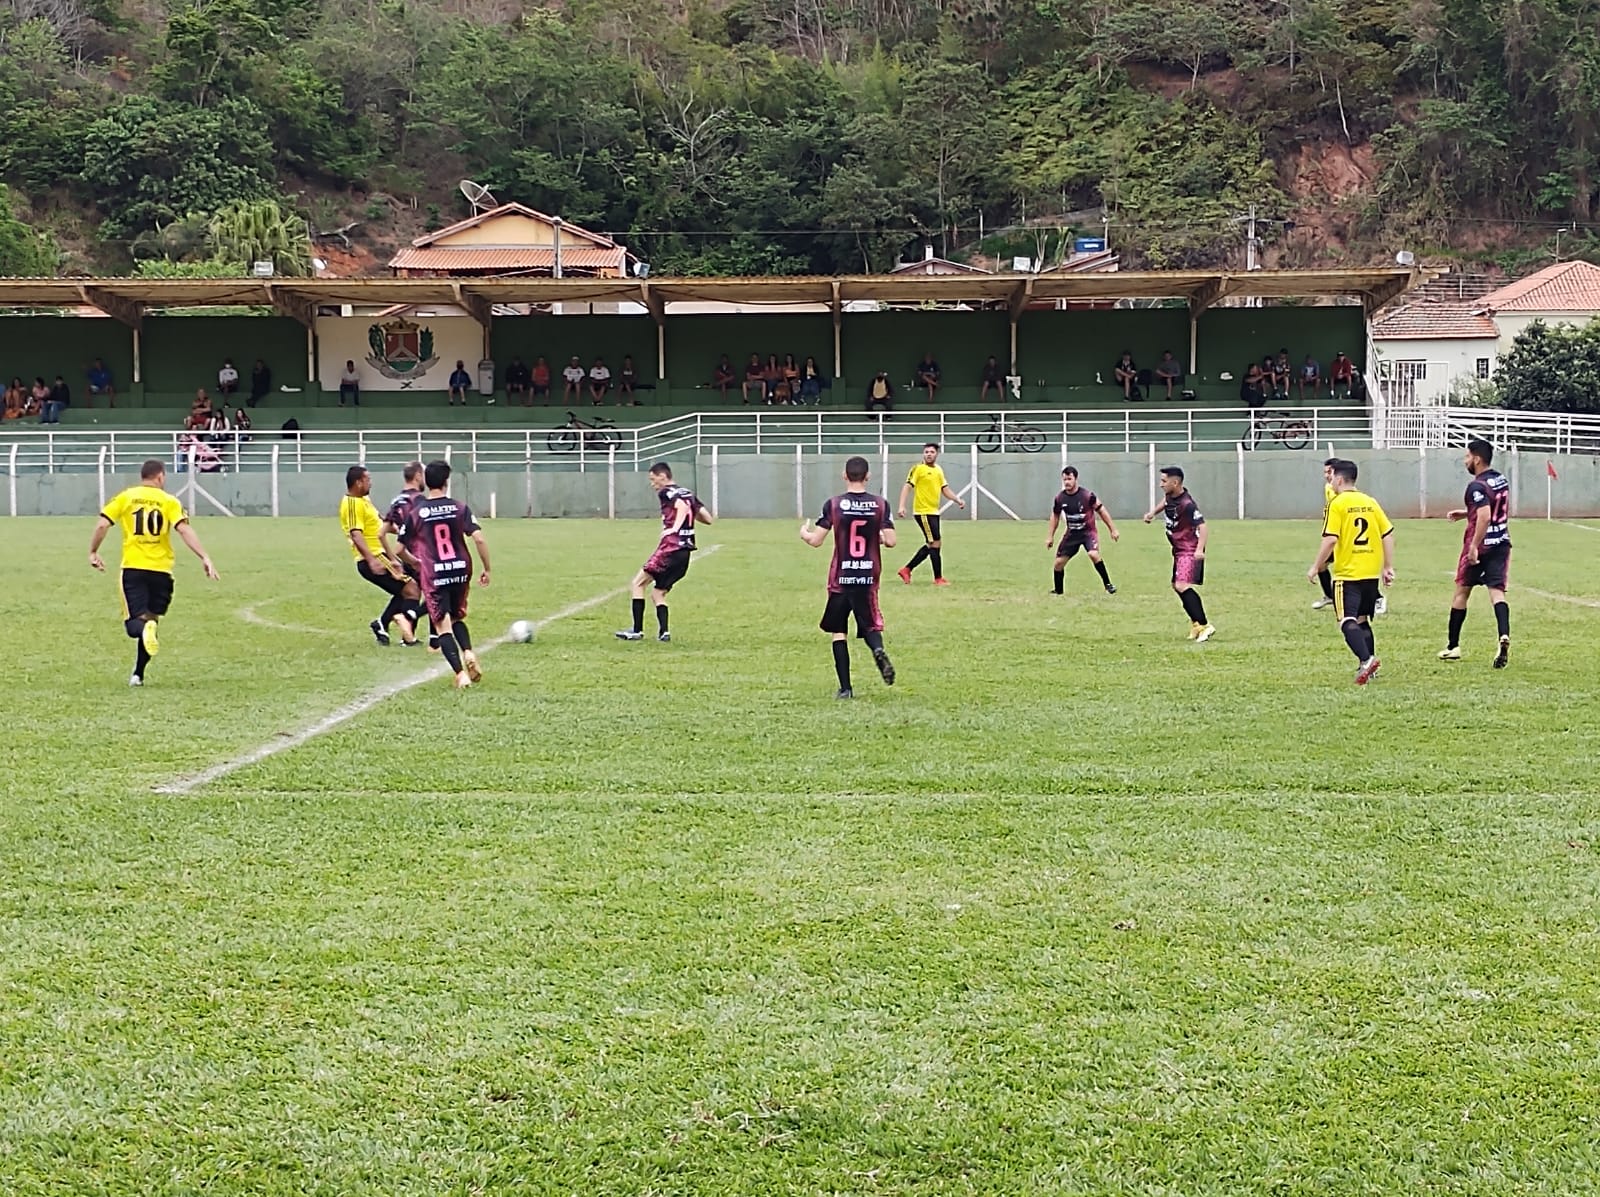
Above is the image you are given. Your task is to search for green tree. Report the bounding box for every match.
[0,184,59,275]
[1495,320,1600,414]
[207,197,312,275]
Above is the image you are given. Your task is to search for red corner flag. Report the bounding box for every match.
[1548,460,1559,480]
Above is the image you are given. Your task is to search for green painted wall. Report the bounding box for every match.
[492,314,658,390]
[840,310,1010,395]
[1018,308,1191,390]
[660,314,834,388]
[141,316,309,394]
[1196,306,1367,378]
[0,317,133,396]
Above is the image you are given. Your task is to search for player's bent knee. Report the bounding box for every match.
[123,617,144,639]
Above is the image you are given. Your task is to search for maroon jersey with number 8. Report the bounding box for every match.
[817,492,894,593]
[404,495,479,588]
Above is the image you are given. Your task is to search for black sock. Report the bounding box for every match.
[134,641,151,679]
[930,548,943,579]
[1342,620,1369,661]
[1318,568,1334,600]
[1363,623,1376,658]
[1053,568,1064,595]
[380,593,409,629]
[1178,589,1198,621]
[631,597,645,633]
[1188,590,1208,624]
[1447,606,1467,648]
[863,629,884,653]
[906,546,930,572]
[1093,559,1112,587]
[438,631,464,673]
[454,621,471,651]
[656,604,669,635]
[832,640,851,689]
[1493,601,1510,639]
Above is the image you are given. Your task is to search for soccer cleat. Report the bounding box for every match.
[428,636,441,653]
[1355,657,1382,685]
[614,629,644,641]
[463,651,482,682]
[1438,646,1462,661]
[658,631,671,643]
[932,577,951,587]
[453,671,472,689]
[400,638,420,648]
[1104,583,1117,595]
[873,647,896,685]
[128,673,143,687]
[1187,622,1202,640]
[370,619,390,647]
[1194,624,1216,643]
[1374,595,1388,617]
[1494,636,1510,669]
[141,619,160,657]
[1312,597,1332,610]
[897,566,912,585]
[835,687,854,699]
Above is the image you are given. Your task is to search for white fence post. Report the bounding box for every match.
[794,443,804,520]
[46,431,54,474]
[271,445,280,517]
[1147,443,1157,508]
[816,410,823,455]
[7,443,17,517]
[1418,441,1427,520]
[97,445,108,511]
[755,411,762,456]
[416,430,424,463]
[710,444,720,518]
[524,455,535,519]
[608,444,617,520]
[108,431,117,474]
[969,442,979,521]
[358,430,366,464]
[1236,440,1245,520]
[490,491,497,520]
[1510,443,1520,518]
[471,430,479,471]
[880,443,889,502]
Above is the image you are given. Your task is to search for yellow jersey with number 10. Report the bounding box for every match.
[1323,489,1393,581]
[906,463,947,515]
[339,494,386,562]
[101,485,187,573]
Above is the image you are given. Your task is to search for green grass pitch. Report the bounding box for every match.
[5,515,1600,1195]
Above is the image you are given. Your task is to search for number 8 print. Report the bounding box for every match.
[434,522,457,560]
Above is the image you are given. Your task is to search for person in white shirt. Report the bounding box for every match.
[562,356,585,404]
[339,360,361,406]
[217,358,240,396]
[588,357,612,405]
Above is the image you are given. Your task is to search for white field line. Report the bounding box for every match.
[237,601,341,636]
[1558,521,1600,534]
[1524,586,1600,610]
[155,546,720,795]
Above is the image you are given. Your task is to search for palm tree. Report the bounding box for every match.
[207,199,313,277]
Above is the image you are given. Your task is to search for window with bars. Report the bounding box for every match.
[1476,358,1492,379]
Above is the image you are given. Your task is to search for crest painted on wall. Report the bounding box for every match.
[365,318,439,379]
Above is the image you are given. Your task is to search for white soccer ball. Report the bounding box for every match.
[509,619,535,643]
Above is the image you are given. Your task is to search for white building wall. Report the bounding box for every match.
[1371,336,1498,401]
[1494,311,1600,356]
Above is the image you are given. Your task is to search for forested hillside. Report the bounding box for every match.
[2,0,1598,277]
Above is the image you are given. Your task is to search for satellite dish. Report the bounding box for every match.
[459,180,499,214]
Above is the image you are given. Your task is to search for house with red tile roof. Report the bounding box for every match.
[389,203,636,278]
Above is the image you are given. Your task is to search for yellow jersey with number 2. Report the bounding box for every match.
[1323,489,1393,581]
[906,463,947,515]
[101,485,188,573]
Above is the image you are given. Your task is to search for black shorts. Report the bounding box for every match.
[357,559,409,597]
[121,568,173,620]
[820,587,884,638]
[1335,578,1380,621]
[644,548,692,592]
[915,513,941,544]
[423,581,469,625]
[1457,545,1511,591]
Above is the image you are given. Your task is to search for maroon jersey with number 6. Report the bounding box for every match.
[403,495,479,589]
[817,492,894,592]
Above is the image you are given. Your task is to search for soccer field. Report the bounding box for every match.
[6,515,1600,1195]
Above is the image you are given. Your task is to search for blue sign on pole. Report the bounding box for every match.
[1073,237,1107,255]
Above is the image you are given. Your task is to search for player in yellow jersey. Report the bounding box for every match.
[1312,457,1338,610]
[1308,459,1394,685]
[342,465,421,647]
[88,458,219,686]
[896,442,964,586]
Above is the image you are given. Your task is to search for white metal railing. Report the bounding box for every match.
[1381,404,1600,454]
[0,404,1374,473]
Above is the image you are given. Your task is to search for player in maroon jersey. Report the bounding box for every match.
[800,455,898,698]
[1441,437,1513,667]
[1143,465,1214,641]
[379,460,433,649]
[1046,466,1120,595]
[616,462,712,643]
[401,460,492,688]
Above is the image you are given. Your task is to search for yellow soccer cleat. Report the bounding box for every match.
[463,651,483,683]
[453,671,473,689]
[141,619,160,657]
[1187,621,1202,640]
[1195,623,1216,643]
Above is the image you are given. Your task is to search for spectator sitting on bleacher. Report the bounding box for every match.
[506,356,531,403]
[249,359,271,407]
[799,355,825,404]
[1112,351,1141,401]
[1261,354,1286,400]
[915,352,941,401]
[448,359,472,406]
[531,356,551,403]
[865,370,895,419]
[588,357,612,405]
[188,388,213,430]
[233,407,253,443]
[562,356,585,403]
[619,355,640,405]
[41,375,70,424]
[761,354,782,404]
[1298,354,1322,401]
[778,353,801,404]
[340,360,361,406]
[4,377,26,419]
[218,358,240,397]
[713,355,736,400]
[1329,351,1354,398]
[1275,349,1293,394]
[741,354,765,404]
[29,377,49,418]
[980,355,1005,403]
[86,358,116,407]
[1155,350,1184,400]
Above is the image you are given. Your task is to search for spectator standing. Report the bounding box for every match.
[531,356,551,403]
[712,355,737,401]
[865,371,895,419]
[217,358,240,397]
[248,358,272,407]
[86,358,116,407]
[1329,352,1354,399]
[741,354,765,404]
[799,355,824,405]
[980,355,1005,404]
[41,374,71,423]
[588,357,612,405]
[1154,350,1184,400]
[562,356,585,403]
[339,360,361,406]
[505,356,531,403]
[448,359,472,406]
[1299,354,1322,401]
[4,376,26,419]
[914,352,941,401]
[619,355,639,405]
[1112,351,1141,401]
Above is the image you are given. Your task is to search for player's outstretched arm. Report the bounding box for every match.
[1307,533,1336,582]
[471,530,491,585]
[941,484,965,510]
[896,482,912,518]
[799,519,828,548]
[1097,504,1120,541]
[176,521,220,579]
[1446,507,1468,521]
[88,515,112,571]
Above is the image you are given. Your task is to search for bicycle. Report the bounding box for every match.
[974,412,1043,454]
[548,410,621,454]
[1242,408,1310,451]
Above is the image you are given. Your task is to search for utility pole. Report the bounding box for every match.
[1246,204,1258,271]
